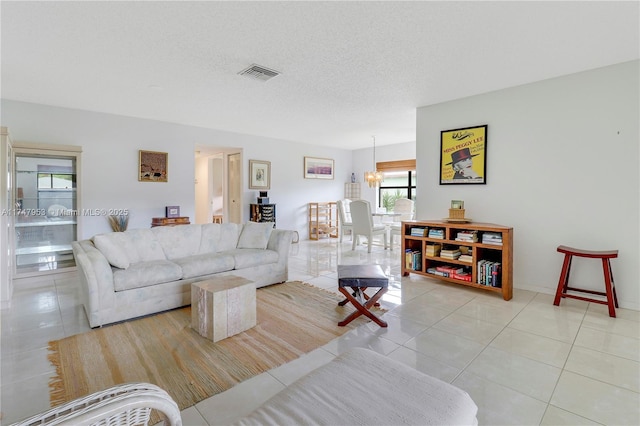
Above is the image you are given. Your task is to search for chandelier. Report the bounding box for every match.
[364,136,383,187]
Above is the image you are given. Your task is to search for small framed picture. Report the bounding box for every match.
[249,160,271,190]
[166,206,180,218]
[139,150,168,182]
[304,156,334,179]
[451,200,464,209]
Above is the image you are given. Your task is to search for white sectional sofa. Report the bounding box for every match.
[72,222,293,328]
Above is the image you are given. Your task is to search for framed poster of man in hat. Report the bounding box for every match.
[439,125,487,185]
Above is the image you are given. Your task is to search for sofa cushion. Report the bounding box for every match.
[229,248,279,269]
[152,225,203,259]
[125,229,167,262]
[237,222,274,249]
[199,223,241,253]
[93,233,135,269]
[172,253,235,279]
[113,260,183,291]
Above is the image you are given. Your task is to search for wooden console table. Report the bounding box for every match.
[151,217,191,227]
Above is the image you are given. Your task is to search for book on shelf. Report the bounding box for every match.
[440,249,461,260]
[452,272,472,282]
[436,265,464,274]
[410,227,428,237]
[477,260,502,287]
[458,254,473,263]
[455,230,478,242]
[428,228,445,239]
[405,249,422,271]
[425,243,442,257]
[426,267,448,277]
[482,232,503,245]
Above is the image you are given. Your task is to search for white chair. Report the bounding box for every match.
[336,199,353,243]
[390,198,415,249]
[350,200,388,253]
[10,382,182,426]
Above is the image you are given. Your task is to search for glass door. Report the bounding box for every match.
[14,152,78,274]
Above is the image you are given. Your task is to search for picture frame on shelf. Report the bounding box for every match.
[304,156,334,180]
[139,150,168,182]
[439,125,487,185]
[451,200,464,209]
[166,206,180,218]
[249,159,271,189]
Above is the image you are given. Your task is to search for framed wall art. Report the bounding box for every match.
[249,159,271,189]
[165,206,180,218]
[439,125,487,185]
[304,156,334,180]
[139,150,168,182]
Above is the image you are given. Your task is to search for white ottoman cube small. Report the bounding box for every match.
[191,276,256,342]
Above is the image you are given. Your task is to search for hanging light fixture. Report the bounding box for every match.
[364,136,384,187]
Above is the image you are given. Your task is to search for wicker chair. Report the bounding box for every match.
[10,383,182,426]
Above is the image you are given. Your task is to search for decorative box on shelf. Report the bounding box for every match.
[151,217,190,227]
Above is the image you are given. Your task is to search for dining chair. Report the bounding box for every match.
[390,198,415,249]
[350,200,388,253]
[337,199,354,243]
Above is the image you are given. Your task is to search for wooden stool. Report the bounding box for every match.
[553,245,619,317]
[337,264,388,328]
[212,215,223,224]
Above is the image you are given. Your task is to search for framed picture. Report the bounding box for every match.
[139,150,168,182]
[451,200,464,209]
[166,206,180,218]
[304,156,334,179]
[249,160,271,189]
[439,125,487,185]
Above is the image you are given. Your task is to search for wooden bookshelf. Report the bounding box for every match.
[308,202,338,240]
[401,220,513,300]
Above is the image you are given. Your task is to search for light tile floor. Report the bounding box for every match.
[1,238,639,425]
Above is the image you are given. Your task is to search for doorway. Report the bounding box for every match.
[12,146,81,276]
[194,148,242,225]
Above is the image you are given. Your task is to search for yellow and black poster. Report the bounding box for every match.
[440,125,487,185]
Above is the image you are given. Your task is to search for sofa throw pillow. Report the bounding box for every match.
[93,233,134,269]
[237,221,274,249]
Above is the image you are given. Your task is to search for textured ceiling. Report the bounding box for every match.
[1,1,638,149]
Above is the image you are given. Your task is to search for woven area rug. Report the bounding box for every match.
[47,281,379,411]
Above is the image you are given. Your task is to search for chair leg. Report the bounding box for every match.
[553,254,572,306]
[602,258,617,318]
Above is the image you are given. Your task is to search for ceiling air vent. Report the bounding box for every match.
[238,64,281,82]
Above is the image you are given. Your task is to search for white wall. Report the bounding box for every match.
[0,100,353,241]
[416,60,639,310]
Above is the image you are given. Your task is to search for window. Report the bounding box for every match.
[376,160,416,210]
[37,173,75,189]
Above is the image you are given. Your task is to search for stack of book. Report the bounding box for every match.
[428,228,445,239]
[405,249,422,271]
[452,271,472,281]
[410,227,428,237]
[425,243,442,257]
[455,230,478,242]
[482,232,503,245]
[477,260,502,287]
[440,248,461,259]
[426,266,471,281]
[458,254,473,263]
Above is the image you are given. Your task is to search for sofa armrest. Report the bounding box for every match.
[72,240,116,328]
[267,229,294,265]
